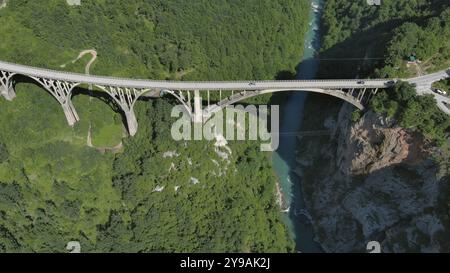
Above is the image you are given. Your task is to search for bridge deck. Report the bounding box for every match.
[0,60,393,90]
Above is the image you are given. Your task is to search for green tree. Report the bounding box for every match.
[0,143,9,164]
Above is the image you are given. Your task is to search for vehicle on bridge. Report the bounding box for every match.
[386,80,396,85]
[433,88,447,96]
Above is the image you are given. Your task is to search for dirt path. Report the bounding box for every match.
[407,62,424,77]
[72,49,97,91]
[60,49,97,73]
[60,49,97,89]
[74,49,97,76]
[87,124,93,147]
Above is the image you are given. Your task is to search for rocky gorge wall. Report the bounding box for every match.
[296,102,448,252]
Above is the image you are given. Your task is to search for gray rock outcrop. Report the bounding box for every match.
[298,103,447,252]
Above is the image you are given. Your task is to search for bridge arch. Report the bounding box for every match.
[1,72,83,125]
[160,89,193,116]
[26,76,81,126]
[94,85,155,136]
[0,70,17,100]
[203,88,366,117]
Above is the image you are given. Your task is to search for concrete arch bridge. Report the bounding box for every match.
[1,60,448,136]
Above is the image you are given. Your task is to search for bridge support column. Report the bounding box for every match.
[32,78,81,126]
[0,85,16,101]
[61,100,80,126]
[125,109,138,137]
[365,88,378,104]
[96,86,150,137]
[356,88,367,102]
[0,71,16,101]
[193,90,203,123]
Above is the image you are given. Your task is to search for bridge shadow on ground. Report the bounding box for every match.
[315,18,420,79]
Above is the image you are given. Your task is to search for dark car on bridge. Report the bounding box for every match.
[385,80,396,86]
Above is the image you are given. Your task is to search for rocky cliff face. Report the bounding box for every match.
[298,103,447,253]
[336,108,417,176]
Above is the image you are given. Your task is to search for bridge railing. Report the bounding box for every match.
[0,60,394,89]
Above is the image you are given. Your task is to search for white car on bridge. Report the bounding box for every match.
[433,88,447,96]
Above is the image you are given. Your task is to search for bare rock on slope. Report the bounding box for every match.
[300,103,444,252]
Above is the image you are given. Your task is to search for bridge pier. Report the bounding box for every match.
[193,90,203,123]
[0,85,16,101]
[61,100,80,126]
[0,71,16,101]
[96,86,151,136]
[31,78,81,126]
[125,109,138,136]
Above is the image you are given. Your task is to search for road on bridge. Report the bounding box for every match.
[0,60,393,91]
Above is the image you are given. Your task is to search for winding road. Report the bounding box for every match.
[407,69,450,114]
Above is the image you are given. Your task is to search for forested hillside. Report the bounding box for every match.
[317,0,450,171]
[317,0,450,153]
[0,0,311,252]
[318,0,450,78]
[0,0,308,80]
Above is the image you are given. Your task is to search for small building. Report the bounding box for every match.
[367,0,381,6]
[407,53,420,63]
[67,0,81,6]
[0,0,7,9]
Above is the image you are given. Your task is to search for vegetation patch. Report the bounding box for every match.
[371,81,450,146]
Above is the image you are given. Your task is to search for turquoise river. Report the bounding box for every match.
[273,0,324,252]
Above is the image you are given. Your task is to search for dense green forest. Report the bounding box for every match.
[0,0,308,80]
[318,0,450,78]
[371,82,450,146]
[0,0,312,252]
[0,92,292,252]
